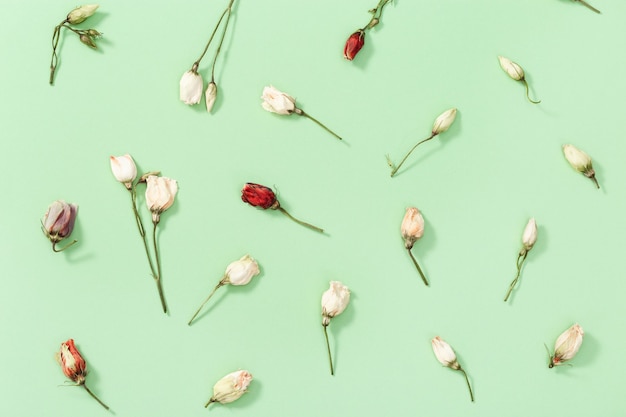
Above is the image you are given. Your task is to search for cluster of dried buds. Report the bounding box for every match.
[179,0,236,113]
[49,5,102,85]
[110,154,178,313]
[42,200,78,252]
[343,0,393,61]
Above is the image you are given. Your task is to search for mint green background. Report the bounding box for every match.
[1,0,625,416]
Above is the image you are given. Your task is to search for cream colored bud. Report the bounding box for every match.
[207,370,252,407]
[432,108,457,135]
[67,4,99,24]
[550,324,584,368]
[562,144,599,188]
[145,175,178,222]
[261,85,297,115]
[205,82,217,113]
[498,56,525,81]
[521,218,537,251]
[224,255,260,286]
[431,336,460,370]
[321,281,350,325]
[110,154,137,188]
[401,207,424,249]
[179,70,203,105]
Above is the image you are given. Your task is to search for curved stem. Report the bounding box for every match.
[83,384,109,410]
[129,187,158,280]
[504,252,527,302]
[522,79,541,104]
[188,280,226,325]
[576,0,601,14]
[585,172,600,189]
[52,239,78,252]
[407,248,429,286]
[49,19,67,84]
[152,221,167,313]
[195,0,234,67]
[211,0,235,81]
[390,133,436,177]
[458,368,474,402]
[277,207,324,233]
[297,110,342,140]
[323,325,334,375]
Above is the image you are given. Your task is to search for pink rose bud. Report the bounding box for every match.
[42,200,78,252]
[400,207,429,286]
[343,30,365,60]
[56,339,109,409]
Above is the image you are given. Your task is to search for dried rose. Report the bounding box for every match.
[548,324,584,368]
[145,175,178,223]
[56,339,109,409]
[188,255,261,325]
[562,144,600,189]
[261,86,342,140]
[241,183,323,233]
[205,370,253,408]
[388,108,457,177]
[401,207,428,286]
[179,67,204,105]
[343,30,365,60]
[504,218,537,302]
[42,200,78,252]
[321,281,351,375]
[110,154,137,189]
[431,336,474,402]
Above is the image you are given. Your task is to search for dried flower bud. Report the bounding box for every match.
[562,144,599,188]
[56,339,87,384]
[521,218,537,252]
[498,56,524,81]
[110,154,137,189]
[431,336,474,402]
[432,108,457,135]
[224,255,260,286]
[66,4,99,24]
[549,323,584,368]
[241,183,278,210]
[344,30,365,60]
[261,85,296,115]
[401,207,424,250]
[42,200,78,252]
[179,70,203,105]
[205,81,217,113]
[321,281,350,326]
[206,370,253,408]
[87,29,102,38]
[79,34,97,49]
[145,175,178,223]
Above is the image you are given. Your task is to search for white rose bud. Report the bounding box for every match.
[179,70,203,105]
[109,154,137,189]
[66,4,99,24]
[224,255,260,286]
[498,56,524,81]
[206,370,253,408]
[431,336,474,402]
[321,281,351,375]
[432,108,457,135]
[400,207,429,286]
[549,323,584,368]
[521,218,537,252]
[261,85,296,115]
[205,81,217,113]
[562,144,599,188]
[188,255,261,325]
[145,175,178,223]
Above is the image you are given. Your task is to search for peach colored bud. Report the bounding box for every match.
[401,207,424,250]
[145,175,178,223]
[206,370,253,407]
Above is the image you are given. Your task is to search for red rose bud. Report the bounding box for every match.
[343,30,365,60]
[56,339,110,410]
[241,183,279,210]
[241,183,324,233]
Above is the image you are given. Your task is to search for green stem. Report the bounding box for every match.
[52,239,78,252]
[49,19,67,84]
[521,79,540,104]
[323,325,334,375]
[210,0,235,82]
[205,398,216,408]
[504,251,527,302]
[407,248,429,286]
[390,133,436,177]
[362,0,393,30]
[458,368,474,402]
[194,0,234,68]
[82,384,109,410]
[297,109,342,140]
[153,221,167,313]
[576,0,601,14]
[277,207,324,233]
[129,187,158,281]
[188,280,226,325]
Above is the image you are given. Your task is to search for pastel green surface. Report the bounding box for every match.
[1,0,625,416]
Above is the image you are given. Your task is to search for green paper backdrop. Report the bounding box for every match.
[1,0,625,416]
